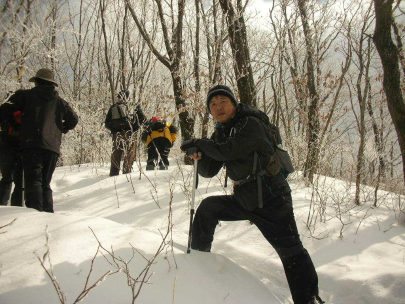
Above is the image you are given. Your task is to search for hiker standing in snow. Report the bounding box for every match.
[0,92,23,207]
[141,116,177,170]
[180,85,324,304]
[3,68,78,213]
[105,90,146,176]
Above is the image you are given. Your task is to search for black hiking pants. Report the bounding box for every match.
[146,137,171,170]
[0,145,23,206]
[191,193,319,304]
[22,148,59,213]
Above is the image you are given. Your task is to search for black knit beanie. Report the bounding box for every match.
[206,85,238,112]
[117,90,130,100]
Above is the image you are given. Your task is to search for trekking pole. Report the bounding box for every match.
[22,168,25,207]
[187,150,200,254]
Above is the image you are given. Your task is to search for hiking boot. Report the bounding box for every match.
[309,295,325,304]
[146,164,156,171]
[159,163,168,170]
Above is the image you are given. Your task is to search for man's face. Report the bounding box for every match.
[209,95,236,123]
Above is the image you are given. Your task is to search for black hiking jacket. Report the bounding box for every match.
[4,85,78,154]
[194,103,291,211]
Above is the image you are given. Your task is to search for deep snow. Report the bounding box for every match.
[0,160,404,304]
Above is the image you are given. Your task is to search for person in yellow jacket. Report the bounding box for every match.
[142,116,177,170]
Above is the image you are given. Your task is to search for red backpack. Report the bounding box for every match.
[8,111,22,137]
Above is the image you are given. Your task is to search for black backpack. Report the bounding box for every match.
[231,107,295,209]
[256,110,295,178]
[236,103,294,179]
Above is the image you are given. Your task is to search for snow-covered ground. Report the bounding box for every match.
[0,161,404,304]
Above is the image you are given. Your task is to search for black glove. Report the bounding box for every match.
[181,140,201,157]
[180,139,196,152]
[186,146,200,157]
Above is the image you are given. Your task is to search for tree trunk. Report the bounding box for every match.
[354,81,367,206]
[297,0,320,183]
[119,5,129,89]
[200,0,225,138]
[373,0,405,185]
[72,0,84,100]
[126,0,194,147]
[351,6,373,205]
[219,0,256,106]
[50,0,57,71]
[100,0,116,105]
[193,0,204,137]
[16,0,34,88]
[366,83,385,178]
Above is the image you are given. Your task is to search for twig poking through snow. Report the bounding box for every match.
[36,225,118,304]
[0,218,17,234]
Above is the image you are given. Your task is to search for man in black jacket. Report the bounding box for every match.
[0,93,23,206]
[105,90,146,176]
[181,85,323,304]
[3,68,78,213]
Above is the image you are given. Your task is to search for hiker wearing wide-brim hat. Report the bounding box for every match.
[1,67,78,213]
[28,68,58,87]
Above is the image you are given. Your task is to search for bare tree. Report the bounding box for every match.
[340,1,374,205]
[267,0,349,179]
[198,0,227,137]
[366,86,387,206]
[125,0,195,144]
[296,0,321,183]
[372,0,405,185]
[118,4,129,90]
[355,42,372,205]
[99,0,116,104]
[218,0,256,106]
[0,0,36,87]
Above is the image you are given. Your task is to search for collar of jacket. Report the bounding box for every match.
[33,84,56,91]
[215,103,264,139]
[215,103,260,130]
[31,85,58,100]
[215,110,240,140]
[215,107,240,130]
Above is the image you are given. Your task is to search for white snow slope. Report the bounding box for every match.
[0,162,404,304]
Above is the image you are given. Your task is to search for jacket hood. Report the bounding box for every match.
[217,103,262,130]
[31,85,59,101]
[235,103,263,121]
[150,120,166,131]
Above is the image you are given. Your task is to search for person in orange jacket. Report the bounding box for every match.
[142,116,177,170]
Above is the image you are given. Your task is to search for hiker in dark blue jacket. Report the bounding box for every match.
[181,85,324,304]
[3,68,78,213]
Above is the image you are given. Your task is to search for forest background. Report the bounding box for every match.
[1,0,404,209]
